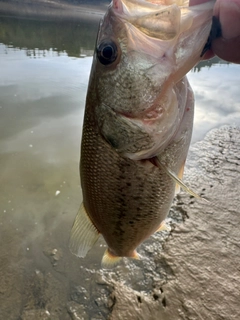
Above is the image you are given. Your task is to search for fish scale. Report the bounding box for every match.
[82,116,174,250]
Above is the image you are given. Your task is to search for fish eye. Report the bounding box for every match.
[97,40,118,65]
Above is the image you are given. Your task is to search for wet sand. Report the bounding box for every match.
[0,0,107,21]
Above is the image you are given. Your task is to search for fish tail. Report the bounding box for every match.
[101,249,140,269]
[101,249,122,269]
[69,203,100,258]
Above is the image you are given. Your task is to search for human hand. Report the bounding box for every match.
[190,0,240,63]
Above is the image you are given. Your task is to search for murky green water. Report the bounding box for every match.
[0,13,240,320]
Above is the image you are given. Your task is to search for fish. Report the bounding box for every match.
[69,0,214,268]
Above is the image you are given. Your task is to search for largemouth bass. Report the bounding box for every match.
[69,0,214,268]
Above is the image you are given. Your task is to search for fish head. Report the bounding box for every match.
[88,0,214,159]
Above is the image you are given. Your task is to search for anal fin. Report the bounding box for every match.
[69,203,99,258]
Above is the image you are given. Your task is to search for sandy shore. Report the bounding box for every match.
[0,0,107,21]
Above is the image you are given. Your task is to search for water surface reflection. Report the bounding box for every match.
[189,59,240,143]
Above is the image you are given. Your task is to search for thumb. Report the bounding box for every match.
[212,0,240,63]
[214,0,240,40]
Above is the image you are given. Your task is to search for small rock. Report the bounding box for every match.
[21,309,51,320]
[67,301,87,320]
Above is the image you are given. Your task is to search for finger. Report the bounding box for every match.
[201,49,215,60]
[212,36,240,63]
[212,0,240,63]
[214,0,240,39]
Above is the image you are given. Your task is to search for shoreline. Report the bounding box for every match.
[0,0,107,21]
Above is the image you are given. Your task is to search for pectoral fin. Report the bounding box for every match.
[151,156,208,202]
[159,161,201,199]
[69,203,100,258]
[175,162,185,195]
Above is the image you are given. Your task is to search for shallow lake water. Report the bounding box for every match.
[0,13,240,320]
